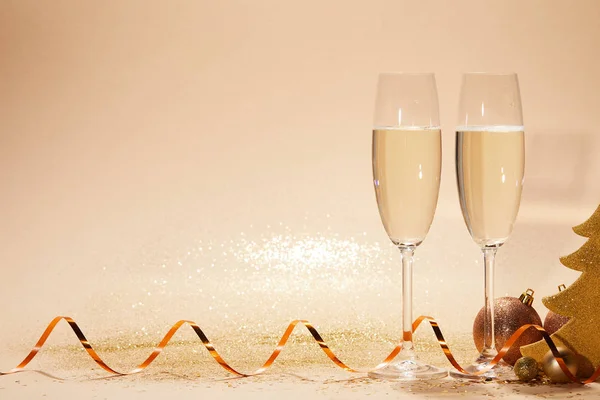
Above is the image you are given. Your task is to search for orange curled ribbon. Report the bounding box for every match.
[1,315,599,383]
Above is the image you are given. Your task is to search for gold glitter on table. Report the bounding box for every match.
[3,329,600,399]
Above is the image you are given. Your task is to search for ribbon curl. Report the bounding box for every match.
[1,315,598,383]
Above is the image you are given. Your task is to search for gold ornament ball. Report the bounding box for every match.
[542,347,578,383]
[473,294,543,365]
[514,356,539,381]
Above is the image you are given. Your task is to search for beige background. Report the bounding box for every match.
[0,0,599,355]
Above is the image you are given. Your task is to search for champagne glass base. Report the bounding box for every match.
[369,360,448,381]
[449,355,515,381]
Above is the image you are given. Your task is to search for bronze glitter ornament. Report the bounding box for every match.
[576,354,596,379]
[542,347,578,383]
[514,356,539,381]
[473,289,543,366]
[522,205,600,367]
[543,285,570,336]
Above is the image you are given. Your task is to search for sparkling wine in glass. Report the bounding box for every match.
[368,73,447,380]
[452,73,525,380]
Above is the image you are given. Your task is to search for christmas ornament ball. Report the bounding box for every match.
[474,290,544,365]
[575,354,596,379]
[543,285,570,336]
[544,311,570,336]
[542,347,578,383]
[514,356,539,381]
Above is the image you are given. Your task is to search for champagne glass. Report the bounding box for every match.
[368,73,447,380]
[452,73,524,380]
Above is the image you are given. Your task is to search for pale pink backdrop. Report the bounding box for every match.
[0,0,599,352]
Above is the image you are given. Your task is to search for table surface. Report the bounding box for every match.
[1,325,598,399]
[2,369,599,400]
[2,340,599,400]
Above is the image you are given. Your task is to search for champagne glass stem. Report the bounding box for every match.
[400,246,415,356]
[482,246,498,359]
